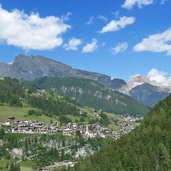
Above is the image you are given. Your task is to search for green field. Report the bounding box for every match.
[0,105,58,126]
[0,105,96,123]
[20,160,37,171]
[0,105,126,131]
[0,159,14,171]
[0,159,35,171]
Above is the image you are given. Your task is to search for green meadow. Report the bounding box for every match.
[0,105,58,126]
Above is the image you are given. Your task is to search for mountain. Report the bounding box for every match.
[129,83,169,107]
[121,76,170,107]
[0,54,126,90]
[0,63,10,76]
[65,94,171,171]
[1,55,150,114]
[123,75,171,93]
[0,54,169,108]
[30,77,149,115]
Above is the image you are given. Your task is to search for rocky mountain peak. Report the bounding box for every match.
[0,54,127,90]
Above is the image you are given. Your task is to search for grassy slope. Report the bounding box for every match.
[0,104,125,131]
[0,159,35,171]
[0,105,59,126]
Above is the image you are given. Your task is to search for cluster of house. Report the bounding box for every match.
[122,114,143,122]
[60,122,120,139]
[2,117,58,134]
[1,115,142,139]
[117,120,135,134]
[2,117,123,139]
[116,114,143,134]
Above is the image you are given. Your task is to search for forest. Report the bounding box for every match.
[62,94,171,171]
[0,77,80,117]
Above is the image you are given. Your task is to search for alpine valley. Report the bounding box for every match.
[0,55,171,171]
[0,0,171,170]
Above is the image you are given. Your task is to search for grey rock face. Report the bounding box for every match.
[129,83,169,107]
[0,54,126,90]
[0,63,10,77]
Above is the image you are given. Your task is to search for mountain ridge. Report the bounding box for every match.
[0,54,170,107]
[0,54,127,90]
[121,75,171,107]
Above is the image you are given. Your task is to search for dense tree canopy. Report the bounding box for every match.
[0,77,80,116]
[64,94,171,171]
[0,78,24,106]
[31,77,150,115]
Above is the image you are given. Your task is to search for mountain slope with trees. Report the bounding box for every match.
[30,77,150,115]
[63,94,171,171]
[0,77,80,117]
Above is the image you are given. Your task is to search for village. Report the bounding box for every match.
[1,114,142,140]
[0,114,143,171]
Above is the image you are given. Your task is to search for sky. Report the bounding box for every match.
[0,0,171,81]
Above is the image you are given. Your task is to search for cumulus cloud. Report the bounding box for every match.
[133,28,171,55]
[82,39,98,53]
[111,42,128,54]
[64,38,82,51]
[147,68,171,85]
[99,16,135,33]
[0,5,71,50]
[122,0,153,9]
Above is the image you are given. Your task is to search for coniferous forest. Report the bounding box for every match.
[0,77,80,116]
[62,94,171,171]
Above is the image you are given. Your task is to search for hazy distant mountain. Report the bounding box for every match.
[129,83,169,107]
[120,76,170,107]
[0,54,126,90]
[0,63,10,76]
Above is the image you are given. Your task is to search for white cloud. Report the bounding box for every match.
[82,39,98,53]
[147,68,171,86]
[99,16,135,33]
[133,28,171,55]
[61,12,72,21]
[0,5,71,50]
[111,42,128,54]
[86,17,95,25]
[64,38,82,51]
[122,0,153,9]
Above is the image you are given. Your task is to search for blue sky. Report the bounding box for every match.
[0,0,170,80]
